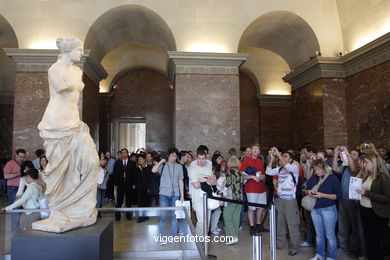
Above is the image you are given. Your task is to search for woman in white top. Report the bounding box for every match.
[356,150,390,260]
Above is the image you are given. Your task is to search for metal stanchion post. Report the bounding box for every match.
[252,235,262,260]
[203,193,208,256]
[269,204,276,260]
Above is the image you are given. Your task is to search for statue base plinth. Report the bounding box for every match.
[32,209,97,233]
[32,215,97,233]
[12,218,113,260]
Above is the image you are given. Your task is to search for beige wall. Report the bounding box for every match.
[1,0,343,54]
[336,0,390,52]
[1,0,389,95]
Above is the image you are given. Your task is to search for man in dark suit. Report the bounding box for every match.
[114,148,136,221]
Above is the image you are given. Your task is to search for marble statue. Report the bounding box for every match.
[32,37,99,233]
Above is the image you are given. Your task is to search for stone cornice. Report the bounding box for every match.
[283,32,390,90]
[342,33,390,76]
[167,51,248,81]
[282,57,345,90]
[3,48,107,85]
[257,94,292,107]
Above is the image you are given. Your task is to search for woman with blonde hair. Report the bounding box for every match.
[305,159,341,260]
[223,156,244,245]
[356,150,390,260]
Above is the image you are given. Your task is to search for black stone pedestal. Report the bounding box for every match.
[11,218,113,260]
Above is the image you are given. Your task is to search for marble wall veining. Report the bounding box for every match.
[174,74,240,154]
[322,78,348,148]
[110,68,173,152]
[345,61,390,149]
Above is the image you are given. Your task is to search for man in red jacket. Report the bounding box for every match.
[239,144,268,236]
[4,148,26,204]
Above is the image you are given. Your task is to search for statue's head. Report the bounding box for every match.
[56,37,83,62]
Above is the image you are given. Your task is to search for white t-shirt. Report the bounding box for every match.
[188,165,213,208]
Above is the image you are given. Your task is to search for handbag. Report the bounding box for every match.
[199,190,220,210]
[301,174,329,211]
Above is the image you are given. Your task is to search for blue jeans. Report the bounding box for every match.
[304,209,316,244]
[96,188,106,208]
[7,186,18,204]
[159,194,179,236]
[311,205,338,259]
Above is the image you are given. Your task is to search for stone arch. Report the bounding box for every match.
[0,14,18,93]
[99,44,167,92]
[240,67,261,95]
[84,5,176,62]
[239,11,320,69]
[0,14,18,157]
[109,64,167,91]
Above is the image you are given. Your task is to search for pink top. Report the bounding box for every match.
[3,159,21,187]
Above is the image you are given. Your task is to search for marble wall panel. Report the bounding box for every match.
[110,68,173,152]
[174,74,240,154]
[292,80,324,150]
[98,96,111,154]
[13,72,49,159]
[345,61,390,149]
[0,103,13,159]
[322,78,348,148]
[239,73,259,148]
[259,105,295,151]
[82,74,100,146]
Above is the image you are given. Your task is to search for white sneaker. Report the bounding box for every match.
[309,254,324,260]
[216,227,222,232]
[300,241,313,247]
[225,237,239,245]
[211,229,220,235]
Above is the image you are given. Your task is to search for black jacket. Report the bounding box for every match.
[365,174,390,218]
[113,159,136,187]
[135,164,152,191]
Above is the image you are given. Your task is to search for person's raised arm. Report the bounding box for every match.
[332,146,342,174]
[152,159,166,173]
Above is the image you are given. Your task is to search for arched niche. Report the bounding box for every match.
[99,44,167,92]
[0,14,18,94]
[239,11,320,69]
[84,5,176,62]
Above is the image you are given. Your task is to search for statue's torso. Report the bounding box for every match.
[41,61,85,129]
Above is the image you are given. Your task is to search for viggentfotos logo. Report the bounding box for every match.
[154,234,234,245]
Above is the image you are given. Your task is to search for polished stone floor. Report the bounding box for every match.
[0,197,385,259]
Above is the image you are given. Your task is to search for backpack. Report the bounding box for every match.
[149,163,165,196]
[289,172,303,199]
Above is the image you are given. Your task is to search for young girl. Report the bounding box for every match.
[96,157,108,217]
[3,169,43,229]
